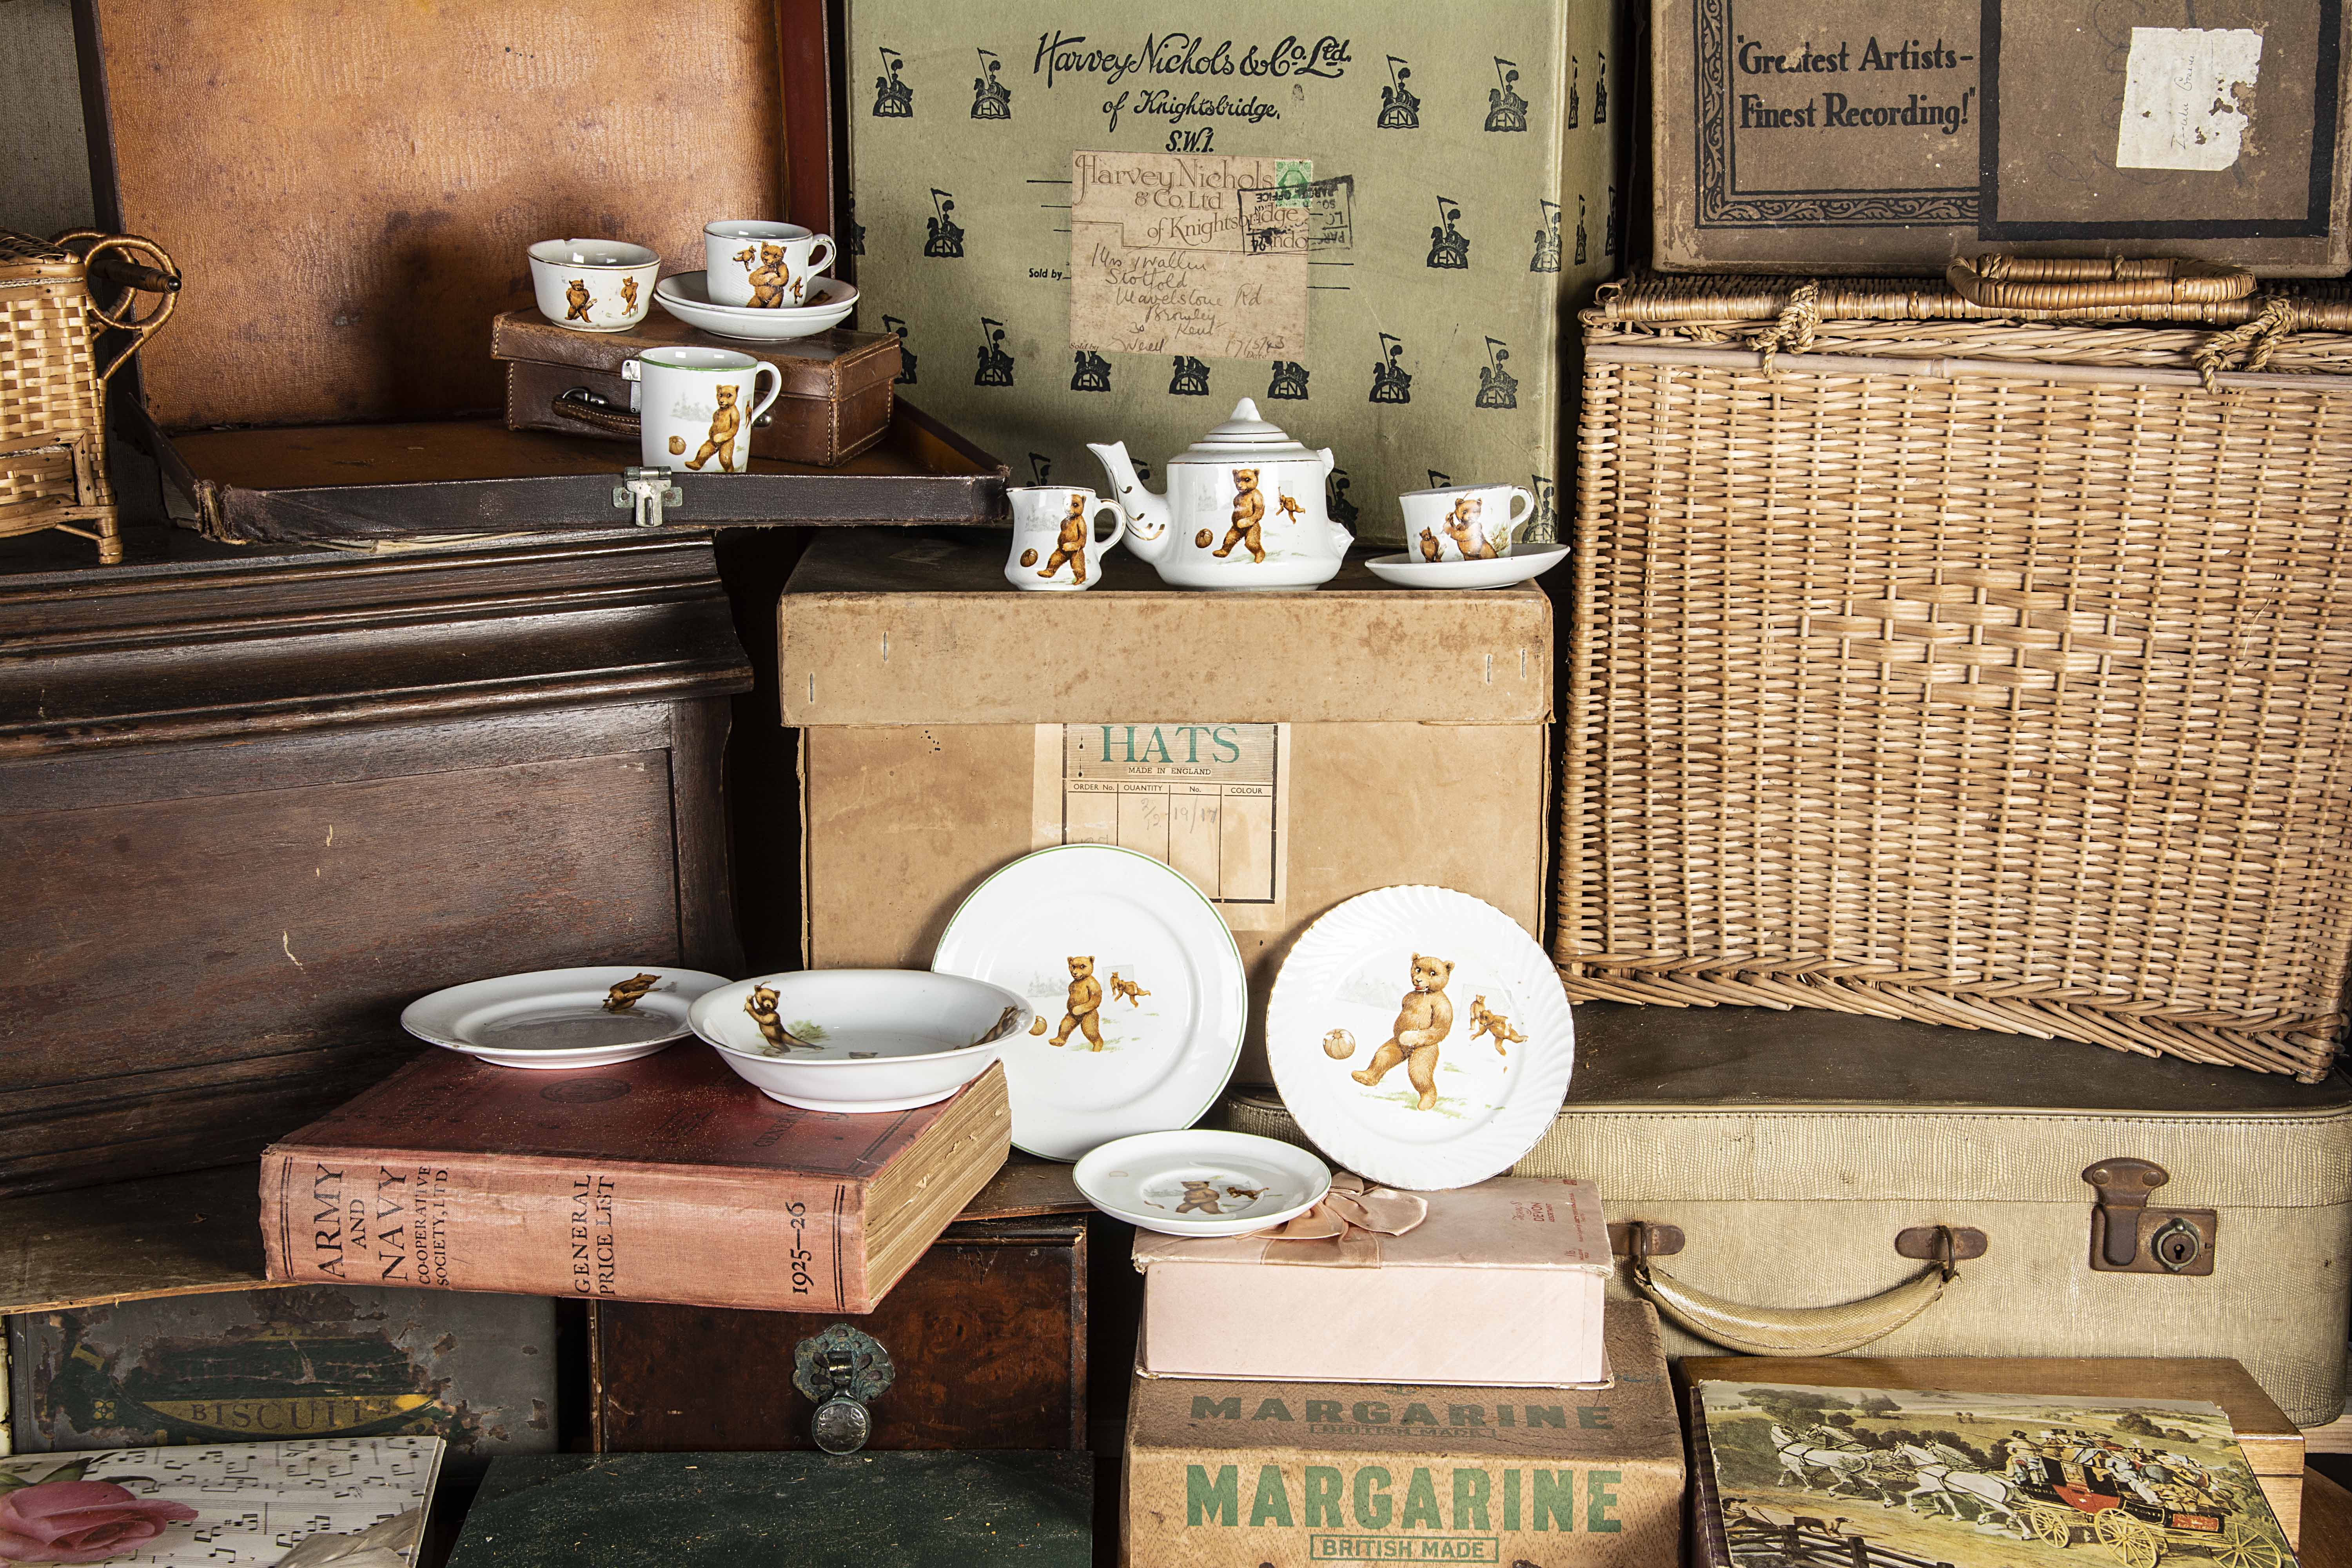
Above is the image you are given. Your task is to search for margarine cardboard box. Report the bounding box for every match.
[844,0,1622,545]
[780,529,1549,1082]
[1123,1299,1679,1567]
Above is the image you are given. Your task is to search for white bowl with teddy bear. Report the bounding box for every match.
[687,969,1029,1112]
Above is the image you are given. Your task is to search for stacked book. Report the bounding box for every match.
[1121,1177,1683,1565]
[260,1047,1010,1312]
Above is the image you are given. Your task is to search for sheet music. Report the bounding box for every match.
[0,1437,442,1567]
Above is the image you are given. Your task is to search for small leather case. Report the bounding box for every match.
[493,310,898,468]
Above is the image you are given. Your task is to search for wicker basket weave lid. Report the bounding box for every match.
[0,230,85,286]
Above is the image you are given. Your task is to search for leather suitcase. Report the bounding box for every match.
[493,314,898,469]
[74,0,1009,542]
[1219,1002,2352,1428]
[589,1216,1087,1452]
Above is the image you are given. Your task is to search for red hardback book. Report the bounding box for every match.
[260,1047,1011,1312]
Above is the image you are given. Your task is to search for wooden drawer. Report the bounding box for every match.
[590,1216,1086,1451]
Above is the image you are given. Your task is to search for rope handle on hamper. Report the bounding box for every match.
[1946,254,2256,312]
[1625,1221,1963,1357]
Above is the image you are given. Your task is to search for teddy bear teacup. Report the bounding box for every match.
[1005,486,1126,591]
[528,239,661,332]
[704,220,836,309]
[621,347,782,475]
[1396,481,1537,562]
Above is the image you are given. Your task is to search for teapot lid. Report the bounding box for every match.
[1172,399,1322,464]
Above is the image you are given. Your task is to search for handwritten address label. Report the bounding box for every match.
[1070,149,1308,361]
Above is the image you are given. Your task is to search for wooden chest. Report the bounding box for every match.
[590,1216,1087,1452]
[0,522,750,1198]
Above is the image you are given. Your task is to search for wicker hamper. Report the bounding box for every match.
[0,229,176,564]
[1560,259,2352,1081]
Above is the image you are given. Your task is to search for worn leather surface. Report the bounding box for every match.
[1220,1003,2352,1426]
[85,0,785,428]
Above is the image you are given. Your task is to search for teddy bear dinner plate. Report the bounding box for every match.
[933,844,1248,1161]
[1267,886,1574,1189]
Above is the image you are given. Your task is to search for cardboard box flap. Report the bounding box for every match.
[491,314,901,401]
[82,0,789,430]
[779,528,1553,726]
[1132,1178,1610,1274]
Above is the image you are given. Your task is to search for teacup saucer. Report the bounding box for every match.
[654,272,857,341]
[1364,542,1568,590]
[1074,1129,1331,1237]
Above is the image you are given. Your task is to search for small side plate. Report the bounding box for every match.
[1364,542,1568,590]
[401,965,733,1069]
[1074,1130,1331,1238]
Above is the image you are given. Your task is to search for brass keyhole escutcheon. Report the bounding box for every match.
[2151,1215,2205,1273]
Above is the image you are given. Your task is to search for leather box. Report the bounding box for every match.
[493,314,899,469]
[589,1216,1087,1452]
[74,0,1007,542]
[1220,1002,2352,1431]
[0,522,750,1198]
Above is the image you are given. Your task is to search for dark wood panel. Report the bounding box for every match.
[0,751,682,1195]
[0,706,675,815]
[591,1218,1087,1451]
[0,531,750,757]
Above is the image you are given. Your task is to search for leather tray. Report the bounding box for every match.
[143,401,1001,545]
[76,0,1002,539]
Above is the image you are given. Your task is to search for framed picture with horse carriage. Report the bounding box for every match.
[1692,1381,2296,1568]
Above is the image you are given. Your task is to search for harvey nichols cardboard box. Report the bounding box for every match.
[1655,0,2352,274]
[779,529,1548,1082]
[1123,1299,1679,1567]
[844,0,1622,545]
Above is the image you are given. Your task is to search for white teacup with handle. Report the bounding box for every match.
[1397,482,1537,562]
[704,220,837,309]
[621,347,782,474]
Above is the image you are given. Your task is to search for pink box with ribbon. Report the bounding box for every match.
[1133,1176,1612,1387]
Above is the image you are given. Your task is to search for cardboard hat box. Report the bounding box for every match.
[843,0,1623,544]
[1654,0,2352,274]
[1135,1178,1612,1387]
[779,528,1551,1082]
[1123,1298,1680,1568]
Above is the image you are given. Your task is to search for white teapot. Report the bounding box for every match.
[1088,400,1354,590]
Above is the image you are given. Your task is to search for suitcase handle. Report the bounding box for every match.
[555,387,774,436]
[1624,1221,1970,1357]
[554,388,643,436]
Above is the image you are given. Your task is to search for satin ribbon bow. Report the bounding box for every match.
[1246,1172,1428,1254]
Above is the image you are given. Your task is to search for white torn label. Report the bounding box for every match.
[2116,26,2264,171]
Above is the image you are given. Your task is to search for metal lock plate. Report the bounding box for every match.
[2083,1158,2217,1275]
[792,1324,895,1454]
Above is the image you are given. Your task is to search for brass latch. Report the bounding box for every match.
[2083,1158,2216,1275]
[613,466,683,527]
